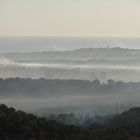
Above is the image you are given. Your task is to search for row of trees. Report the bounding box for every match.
[0,78,139,97]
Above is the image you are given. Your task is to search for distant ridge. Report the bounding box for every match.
[3,47,140,62]
[1,47,140,55]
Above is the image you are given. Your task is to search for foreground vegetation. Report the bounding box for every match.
[0,104,140,140]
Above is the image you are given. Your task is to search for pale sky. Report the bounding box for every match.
[0,0,140,37]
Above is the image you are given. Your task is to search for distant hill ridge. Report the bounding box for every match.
[3,47,140,62]
[2,47,139,54]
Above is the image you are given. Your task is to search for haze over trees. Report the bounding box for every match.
[1,0,140,138]
[1,48,140,81]
[0,48,140,139]
[0,77,139,116]
[0,78,140,97]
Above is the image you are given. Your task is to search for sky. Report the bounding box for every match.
[0,0,140,37]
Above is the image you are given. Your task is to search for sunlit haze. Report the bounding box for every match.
[0,0,140,37]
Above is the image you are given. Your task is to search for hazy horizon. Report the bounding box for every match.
[1,0,140,37]
[0,36,140,53]
[1,0,140,121]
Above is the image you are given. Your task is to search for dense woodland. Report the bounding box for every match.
[0,72,139,139]
[0,104,140,140]
[0,78,140,97]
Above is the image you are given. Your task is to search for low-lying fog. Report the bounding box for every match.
[0,77,139,116]
[0,48,140,116]
[0,93,139,116]
[0,56,140,82]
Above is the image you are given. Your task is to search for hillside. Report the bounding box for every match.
[3,48,140,68]
[3,47,140,61]
[1,104,140,139]
[0,104,92,140]
[0,78,140,115]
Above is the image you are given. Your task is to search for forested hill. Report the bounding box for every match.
[0,78,140,97]
[0,104,90,140]
[1,104,140,140]
[3,47,140,61]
